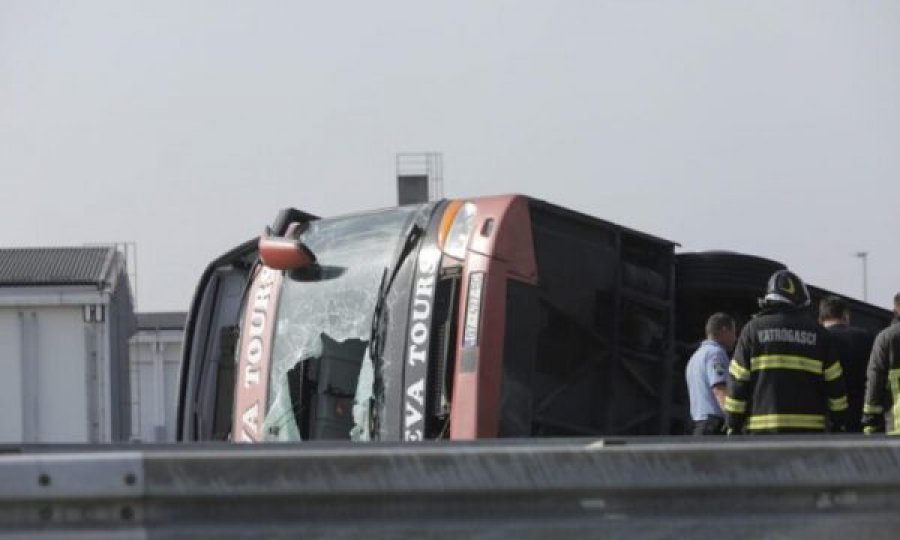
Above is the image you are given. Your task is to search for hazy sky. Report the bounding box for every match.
[2,1,898,312]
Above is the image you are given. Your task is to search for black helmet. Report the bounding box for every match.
[761,269,810,308]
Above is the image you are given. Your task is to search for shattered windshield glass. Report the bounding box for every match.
[261,205,424,441]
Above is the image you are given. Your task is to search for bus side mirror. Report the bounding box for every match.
[258,236,317,271]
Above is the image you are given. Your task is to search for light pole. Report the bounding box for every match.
[855,251,868,302]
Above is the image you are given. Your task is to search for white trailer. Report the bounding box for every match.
[0,246,135,443]
[129,312,185,442]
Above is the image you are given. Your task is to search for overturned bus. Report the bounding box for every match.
[177,195,892,442]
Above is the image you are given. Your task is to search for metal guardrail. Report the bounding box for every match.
[2,437,900,538]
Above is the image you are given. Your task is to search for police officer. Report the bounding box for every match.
[725,270,848,434]
[685,313,737,435]
[861,292,900,434]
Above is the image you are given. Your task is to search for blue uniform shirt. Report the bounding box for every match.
[685,339,729,421]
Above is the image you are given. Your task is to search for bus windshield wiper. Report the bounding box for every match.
[369,223,424,359]
[364,223,425,439]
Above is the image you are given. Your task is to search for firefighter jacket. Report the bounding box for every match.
[825,324,875,432]
[725,305,848,433]
[861,315,900,434]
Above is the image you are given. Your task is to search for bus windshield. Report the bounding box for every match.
[259,204,430,441]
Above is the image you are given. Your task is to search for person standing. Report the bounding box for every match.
[861,293,900,434]
[725,270,848,434]
[818,296,875,432]
[685,313,737,435]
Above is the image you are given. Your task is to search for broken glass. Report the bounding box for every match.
[261,205,423,441]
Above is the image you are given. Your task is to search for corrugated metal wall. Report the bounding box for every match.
[0,307,92,443]
[129,331,183,442]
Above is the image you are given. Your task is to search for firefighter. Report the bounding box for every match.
[861,293,900,434]
[725,270,848,434]
[818,296,875,432]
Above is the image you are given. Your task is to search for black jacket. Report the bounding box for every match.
[825,323,874,432]
[725,304,848,433]
[861,315,900,433]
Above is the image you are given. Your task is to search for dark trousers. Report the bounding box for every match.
[692,415,725,435]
